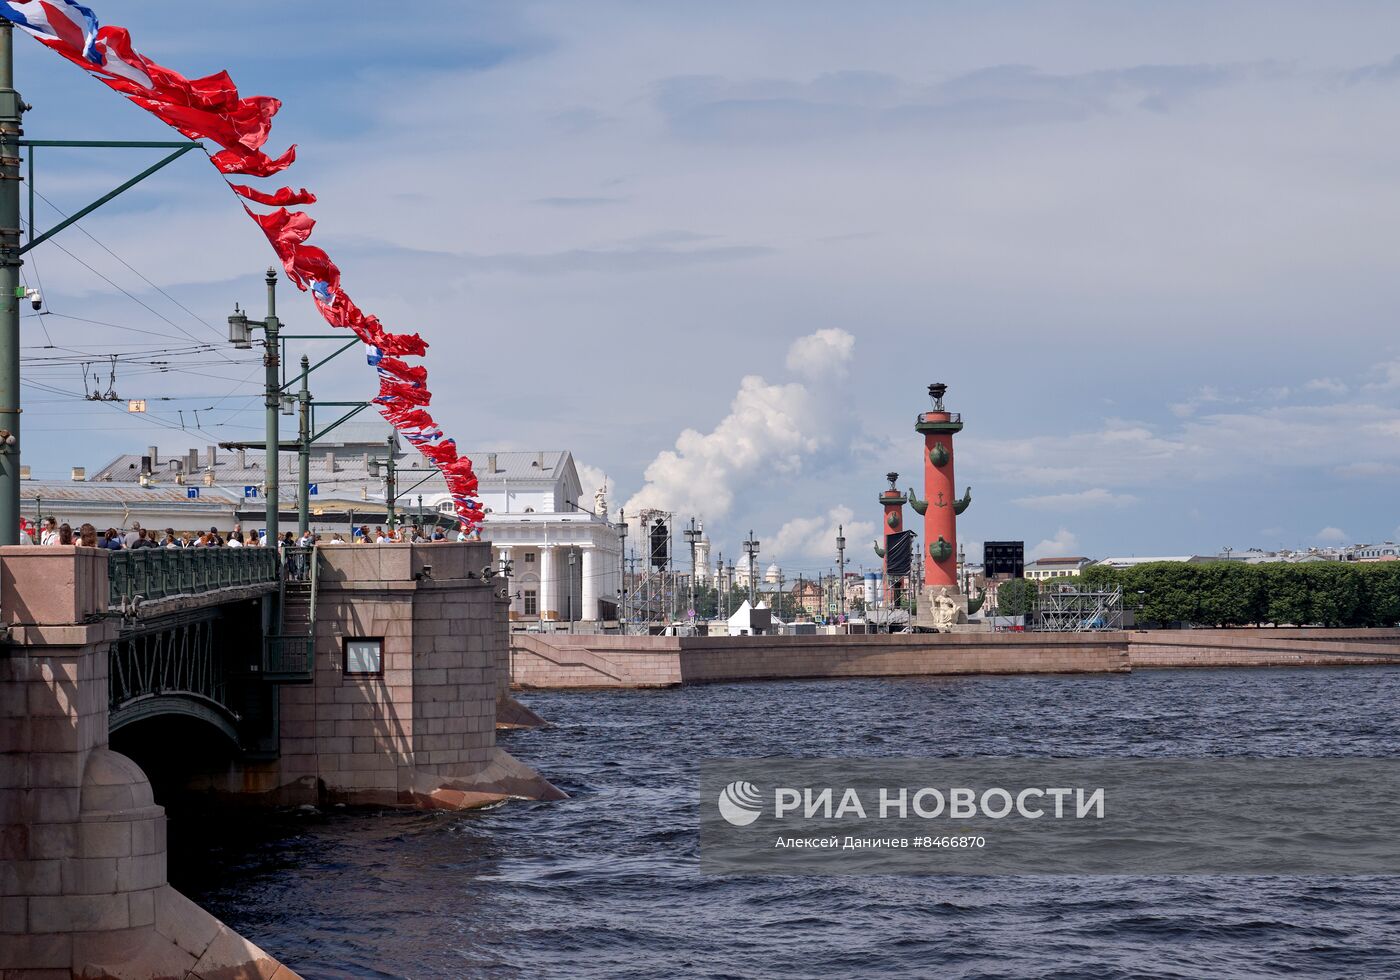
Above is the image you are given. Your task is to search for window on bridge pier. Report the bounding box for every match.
[344,638,384,676]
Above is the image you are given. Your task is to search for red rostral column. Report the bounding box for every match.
[877,472,906,605]
[915,382,970,592]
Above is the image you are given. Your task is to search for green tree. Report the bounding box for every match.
[1364,562,1400,626]
[1194,562,1266,626]
[1261,564,1310,625]
[1303,563,1364,627]
[997,578,1038,618]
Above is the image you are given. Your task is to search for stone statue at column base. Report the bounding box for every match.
[914,586,992,633]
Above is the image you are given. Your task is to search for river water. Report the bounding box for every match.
[173,667,1400,978]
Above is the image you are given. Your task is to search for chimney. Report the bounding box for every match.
[202,470,215,487]
[147,445,159,466]
[187,448,198,473]
[487,453,497,474]
[71,467,85,482]
[326,451,336,473]
[237,448,246,470]
[168,459,182,473]
[140,455,152,475]
[19,465,30,480]
[207,445,218,468]
[535,451,545,469]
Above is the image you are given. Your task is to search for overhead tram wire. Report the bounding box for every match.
[27,184,226,344]
[19,200,240,363]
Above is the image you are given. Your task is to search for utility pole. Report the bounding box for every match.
[684,517,701,623]
[617,510,628,632]
[384,433,397,530]
[568,548,576,634]
[0,23,24,545]
[297,355,310,535]
[837,524,847,624]
[715,550,724,620]
[262,270,281,546]
[743,531,760,609]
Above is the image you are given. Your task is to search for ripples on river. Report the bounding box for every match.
[173,668,1400,978]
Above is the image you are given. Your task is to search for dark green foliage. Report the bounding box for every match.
[997,578,1039,617]
[1084,559,1398,628]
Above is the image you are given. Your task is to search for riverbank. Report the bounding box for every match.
[509,628,1400,689]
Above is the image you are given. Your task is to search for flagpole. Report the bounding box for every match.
[0,22,24,546]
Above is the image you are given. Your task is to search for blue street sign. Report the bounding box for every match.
[308,483,319,496]
[186,488,199,499]
[243,485,259,499]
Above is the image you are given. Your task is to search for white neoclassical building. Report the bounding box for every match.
[470,451,623,624]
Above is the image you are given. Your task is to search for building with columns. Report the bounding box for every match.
[470,451,623,625]
[81,428,622,623]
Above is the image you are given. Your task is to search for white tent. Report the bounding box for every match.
[727,600,773,636]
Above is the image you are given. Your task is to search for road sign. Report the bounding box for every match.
[308,483,319,496]
[126,399,146,413]
[186,488,199,499]
[243,486,259,499]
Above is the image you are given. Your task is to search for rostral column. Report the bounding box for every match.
[912,382,971,611]
[876,471,906,607]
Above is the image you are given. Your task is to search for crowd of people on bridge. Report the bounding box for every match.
[14,517,471,548]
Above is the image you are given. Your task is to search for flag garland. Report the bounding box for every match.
[2,0,485,528]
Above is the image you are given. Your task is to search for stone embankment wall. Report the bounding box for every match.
[511,632,1130,689]
[1127,628,1400,668]
[511,627,1400,689]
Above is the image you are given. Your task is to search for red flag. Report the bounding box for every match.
[229,184,317,207]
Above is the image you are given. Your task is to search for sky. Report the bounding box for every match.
[12,0,1400,577]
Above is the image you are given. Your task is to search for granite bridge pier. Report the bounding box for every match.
[1,541,557,978]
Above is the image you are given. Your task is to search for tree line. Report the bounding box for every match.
[1069,561,1400,628]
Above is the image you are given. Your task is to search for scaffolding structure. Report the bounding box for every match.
[1034,586,1124,632]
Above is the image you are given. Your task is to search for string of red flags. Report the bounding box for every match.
[1,0,485,528]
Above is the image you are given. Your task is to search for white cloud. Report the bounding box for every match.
[785,328,855,382]
[1305,377,1348,395]
[1315,526,1349,543]
[1013,488,1138,511]
[1029,528,1080,561]
[767,505,875,562]
[622,330,857,521]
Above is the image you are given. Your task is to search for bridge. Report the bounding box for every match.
[101,546,316,754]
[1,541,559,977]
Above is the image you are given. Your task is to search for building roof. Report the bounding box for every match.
[1094,556,1200,568]
[1028,556,1090,565]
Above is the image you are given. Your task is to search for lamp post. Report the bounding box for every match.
[743,531,760,608]
[836,523,847,624]
[617,509,628,632]
[366,434,397,531]
[297,355,311,535]
[567,548,576,634]
[228,268,283,545]
[0,24,23,544]
[684,517,701,623]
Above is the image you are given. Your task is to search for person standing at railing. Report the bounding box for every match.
[79,523,99,548]
[227,532,243,548]
[40,517,58,546]
[57,523,74,546]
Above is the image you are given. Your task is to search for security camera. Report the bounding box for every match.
[26,289,41,311]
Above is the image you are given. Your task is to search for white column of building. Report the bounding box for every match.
[539,545,556,621]
[581,547,598,621]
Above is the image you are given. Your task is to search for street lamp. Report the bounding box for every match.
[567,548,577,633]
[836,523,847,624]
[226,268,283,545]
[366,434,397,530]
[743,530,760,608]
[684,517,701,624]
[617,510,628,631]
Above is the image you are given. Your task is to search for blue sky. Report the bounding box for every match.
[13,1,1400,575]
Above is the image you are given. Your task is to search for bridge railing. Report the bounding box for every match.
[108,546,281,609]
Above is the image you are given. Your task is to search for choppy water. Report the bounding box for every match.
[173,667,1400,978]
